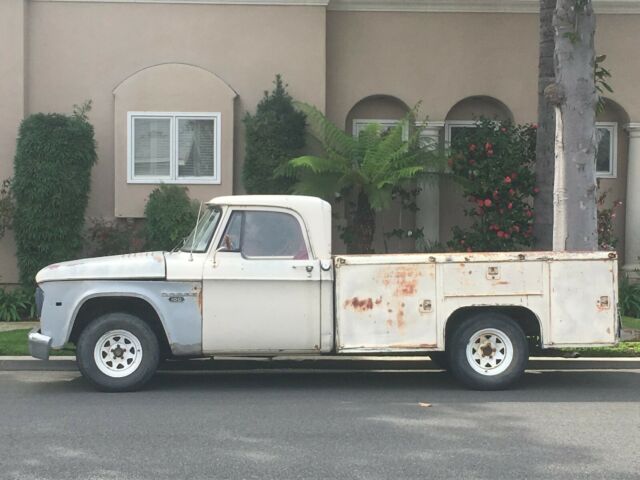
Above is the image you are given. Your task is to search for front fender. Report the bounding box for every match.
[38,280,202,355]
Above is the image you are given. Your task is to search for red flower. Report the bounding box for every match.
[487,149,494,157]
[484,199,492,207]
[485,142,493,150]
[513,225,520,233]
[525,210,533,218]
[507,202,513,210]
[504,176,512,184]
[469,144,477,151]
[493,190,500,200]
[532,123,538,129]
[533,187,540,194]
[504,233,511,239]
[509,188,516,196]
[476,199,484,207]
[497,230,505,238]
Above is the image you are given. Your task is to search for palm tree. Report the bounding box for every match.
[280,102,443,253]
[534,0,556,250]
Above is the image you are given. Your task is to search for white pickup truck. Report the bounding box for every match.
[29,195,619,391]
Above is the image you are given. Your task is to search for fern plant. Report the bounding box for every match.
[279,102,443,253]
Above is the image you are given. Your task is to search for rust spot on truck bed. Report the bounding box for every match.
[380,266,422,298]
[344,297,374,311]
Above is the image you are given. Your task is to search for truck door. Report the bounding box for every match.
[201,208,322,353]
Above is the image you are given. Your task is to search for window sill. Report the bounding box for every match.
[127,177,221,185]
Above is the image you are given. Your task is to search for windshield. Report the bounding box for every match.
[181,206,222,253]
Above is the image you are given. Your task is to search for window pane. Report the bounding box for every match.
[241,211,308,258]
[596,127,612,174]
[133,118,171,177]
[220,211,243,252]
[450,125,476,145]
[178,118,215,178]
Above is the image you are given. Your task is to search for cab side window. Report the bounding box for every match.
[219,211,309,259]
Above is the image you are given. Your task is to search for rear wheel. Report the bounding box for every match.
[76,312,160,392]
[449,312,528,390]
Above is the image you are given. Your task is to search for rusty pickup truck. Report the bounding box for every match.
[29,195,619,391]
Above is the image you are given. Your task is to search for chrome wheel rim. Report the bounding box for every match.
[94,329,143,378]
[465,328,513,376]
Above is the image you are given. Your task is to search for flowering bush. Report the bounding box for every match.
[448,119,537,252]
[596,187,622,251]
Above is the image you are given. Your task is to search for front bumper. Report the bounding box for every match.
[28,328,52,360]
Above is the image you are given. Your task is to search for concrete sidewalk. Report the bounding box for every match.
[1,355,639,372]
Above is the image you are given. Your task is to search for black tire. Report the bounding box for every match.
[448,312,528,390]
[428,352,450,371]
[76,312,160,392]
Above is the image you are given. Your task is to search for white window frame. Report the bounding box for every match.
[352,118,409,141]
[127,111,221,184]
[596,122,617,179]
[444,120,479,146]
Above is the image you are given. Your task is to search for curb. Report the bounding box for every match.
[1,356,639,372]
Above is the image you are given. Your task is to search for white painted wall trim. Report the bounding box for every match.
[34,0,330,5]
[328,0,640,15]
[33,0,640,13]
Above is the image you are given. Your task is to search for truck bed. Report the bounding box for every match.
[334,251,618,353]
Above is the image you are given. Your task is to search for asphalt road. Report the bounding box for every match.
[1,368,639,480]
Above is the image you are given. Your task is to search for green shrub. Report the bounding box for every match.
[144,184,199,251]
[0,178,13,240]
[619,274,640,318]
[84,217,146,257]
[12,103,97,286]
[242,74,306,194]
[0,288,34,322]
[448,119,537,252]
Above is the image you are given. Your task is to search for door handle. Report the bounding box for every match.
[292,265,314,272]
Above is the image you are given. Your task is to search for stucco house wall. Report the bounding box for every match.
[1,0,639,285]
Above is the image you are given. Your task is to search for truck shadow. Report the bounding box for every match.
[136,369,640,403]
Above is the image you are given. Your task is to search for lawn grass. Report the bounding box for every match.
[0,328,75,356]
[564,342,640,357]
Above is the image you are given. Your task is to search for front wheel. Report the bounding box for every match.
[449,313,528,390]
[76,312,160,392]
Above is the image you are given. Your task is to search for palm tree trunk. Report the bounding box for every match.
[346,190,376,254]
[550,0,598,250]
[533,0,556,250]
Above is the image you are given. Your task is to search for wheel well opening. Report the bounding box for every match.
[444,306,542,346]
[69,296,170,356]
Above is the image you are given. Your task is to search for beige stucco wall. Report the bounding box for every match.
[326,10,638,250]
[26,1,327,218]
[0,0,25,285]
[1,2,639,283]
